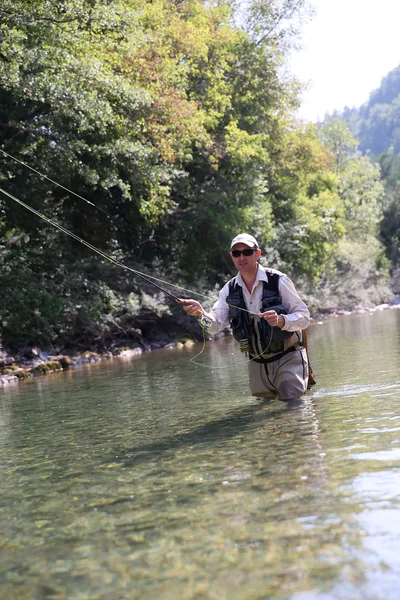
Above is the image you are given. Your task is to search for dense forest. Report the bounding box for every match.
[0,0,395,356]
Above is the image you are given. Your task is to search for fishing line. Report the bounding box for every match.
[1,186,275,371]
[0,186,191,300]
[0,186,260,317]
[1,149,115,219]
[0,148,174,240]
[0,151,261,317]
[189,323,274,369]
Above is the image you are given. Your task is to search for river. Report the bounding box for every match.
[1,308,400,600]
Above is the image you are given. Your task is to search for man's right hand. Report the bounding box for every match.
[179,299,204,318]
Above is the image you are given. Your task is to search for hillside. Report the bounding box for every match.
[339,65,400,155]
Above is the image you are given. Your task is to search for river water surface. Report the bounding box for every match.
[1,309,400,599]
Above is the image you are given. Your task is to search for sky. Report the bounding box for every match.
[289,0,400,122]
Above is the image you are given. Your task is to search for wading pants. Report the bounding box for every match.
[248,347,308,401]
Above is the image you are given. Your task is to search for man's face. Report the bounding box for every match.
[230,243,261,273]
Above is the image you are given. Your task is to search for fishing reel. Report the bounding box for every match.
[198,315,213,329]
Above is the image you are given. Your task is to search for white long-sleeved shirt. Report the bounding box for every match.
[203,264,310,355]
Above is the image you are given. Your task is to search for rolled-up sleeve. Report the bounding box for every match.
[279,275,310,331]
[202,282,231,335]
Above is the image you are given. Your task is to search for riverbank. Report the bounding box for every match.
[0,330,205,386]
[0,337,197,386]
[1,300,400,386]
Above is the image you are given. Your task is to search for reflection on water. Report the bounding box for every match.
[1,309,400,599]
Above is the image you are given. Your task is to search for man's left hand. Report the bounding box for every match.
[259,310,285,328]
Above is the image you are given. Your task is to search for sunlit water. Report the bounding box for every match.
[1,309,400,600]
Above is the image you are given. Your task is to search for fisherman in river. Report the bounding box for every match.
[181,233,312,402]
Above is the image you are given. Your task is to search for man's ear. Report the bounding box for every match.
[256,248,261,258]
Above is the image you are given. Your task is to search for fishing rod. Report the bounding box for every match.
[0,186,261,316]
[0,186,281,370]
[0,151,266,313]
[0,186,186,302]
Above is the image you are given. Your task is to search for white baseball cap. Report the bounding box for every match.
[230,233,259,249]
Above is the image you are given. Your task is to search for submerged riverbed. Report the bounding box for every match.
[1,309,400,599]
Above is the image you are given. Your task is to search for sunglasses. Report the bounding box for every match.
[231,248,256,257]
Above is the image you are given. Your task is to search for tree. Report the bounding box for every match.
[0,0,315,350]
[306,118,391,312]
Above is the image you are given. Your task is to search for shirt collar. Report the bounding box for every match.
[236,264,268,289]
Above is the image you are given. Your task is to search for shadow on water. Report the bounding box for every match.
[118,397,309,467]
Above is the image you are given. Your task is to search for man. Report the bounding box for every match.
[181,233,311,401]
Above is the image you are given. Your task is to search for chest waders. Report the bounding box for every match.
[227,272,293,361]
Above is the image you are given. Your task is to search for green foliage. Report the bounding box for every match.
[263,123,345,280]
[338,154,384,236]
[378,150,400,192]
[301,117,392,306]
[337,64,400,268]
[305,237,392,314]
[380,184,400,266]
[319,118,358,170]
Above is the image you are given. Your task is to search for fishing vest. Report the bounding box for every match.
[226,271,293,357]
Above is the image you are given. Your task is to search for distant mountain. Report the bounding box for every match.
[337,65,400,155]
